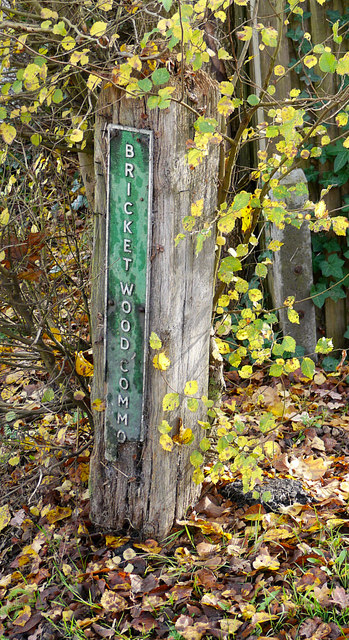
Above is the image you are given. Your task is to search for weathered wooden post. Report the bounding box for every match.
[89,78,219,539]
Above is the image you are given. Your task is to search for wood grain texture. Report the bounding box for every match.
[90,77,219,538]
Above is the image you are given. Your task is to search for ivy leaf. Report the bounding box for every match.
[320,254,344,279]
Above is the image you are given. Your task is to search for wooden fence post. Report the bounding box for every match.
[89,77,219,539]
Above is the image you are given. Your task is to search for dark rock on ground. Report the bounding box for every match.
[220,478,310,512]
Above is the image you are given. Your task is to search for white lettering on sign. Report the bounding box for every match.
[125,143,134,158]
[122,257,132,271]
[124,202,133,214]
[117,412,128,426]
[120,282,134,296]
[124,220,133,234]
[123,239,132,254]
[125,163,134,178]
[121,336,130,350]
[118,394,129,408]
[115,141,138,433]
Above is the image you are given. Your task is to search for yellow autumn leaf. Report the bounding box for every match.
[288,308,299,324]
[153,352,171,370]
[8,455,20,466]
[87,74,102,91]
[332,216,349,236]
[98,0,112,9]
[45,506,72,524]
[70,129,84,143]
[336,112,348,127]
[92,398,106,411]
[41,7,58,18]
[253,550,280,570]
[159,433,174,451]
[149,331,162,349]
[101,590,128,612]
[314,200,327,218]
[0,122,16,144]
[173,422,194,445]
[184,380,198,396]
[90,21,107,37]
[61,36,76,51]
[14,605,31,627]
[343,137,349,149]
[191,198,204,217]
[274,65,285,76]
[75,351,94,376]
[0,504,11,532]
[0,208,9,225]
[304,55,317,68]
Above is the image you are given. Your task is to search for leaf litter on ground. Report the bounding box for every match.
[1,366,349,638]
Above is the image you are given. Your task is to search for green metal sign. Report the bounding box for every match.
[105,125,153,456]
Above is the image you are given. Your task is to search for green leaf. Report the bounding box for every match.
[247,94,260,106]
[147,95,160,109]
[137,78,152,92]
[199,437,211,452]
[151,68,170,85]
[161,0,173,10]
[0,107,6,119]
[52,89,64,104]
[194,117,218,133]
[232,191,250,211]
[315,337,333,354]
[319,52,337,73]
[11,80,22,94]
[30,133,42,146]
[301,357,315,379]
[255,263,268,278]
[158,420,172,434]
[187,397,199,412]
[218,256,242,283]
[269,363,283,377]
[282,336,296,353]
[190,450,204,468]
[42,387,55,402]
[320,254,344,279]
[163,393,179,411]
